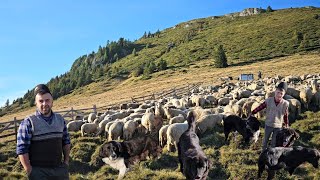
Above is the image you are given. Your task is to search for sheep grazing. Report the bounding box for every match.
[159,125,170,148]
[164,106,187,120]
[169,114,185,124]
[108,121,125,141]
[141,112,155,133]
[300,87,312,110]
[95,118,114,136]
[67,120,84,132]
[87,112,97,123]
[166,122,188,152]
[196,114,223,135]
[123,120,138,141]
[80,119,100,137]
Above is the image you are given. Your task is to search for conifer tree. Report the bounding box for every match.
[213,45,228,68]
[266,6,273,12]
[157,59,167,71]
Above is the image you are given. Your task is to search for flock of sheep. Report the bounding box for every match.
[66,73,320,153]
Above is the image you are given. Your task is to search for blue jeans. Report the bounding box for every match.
[263,125,281,150]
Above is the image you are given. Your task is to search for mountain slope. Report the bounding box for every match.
[1,6,320,118]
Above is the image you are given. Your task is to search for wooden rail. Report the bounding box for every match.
[0,82,202,143]
[131,82,202,103]
[0,105,97,143]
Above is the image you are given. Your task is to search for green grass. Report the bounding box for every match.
[1,111,319,179]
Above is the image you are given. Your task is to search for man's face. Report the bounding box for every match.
[35,93,53,116]
[275,89,285,101]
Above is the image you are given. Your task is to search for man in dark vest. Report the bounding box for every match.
[16,84,71,180]
[250,82,289,150]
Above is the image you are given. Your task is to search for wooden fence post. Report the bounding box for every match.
[14,117,17,143]
[71,107,74,121]
[93,105,97,114]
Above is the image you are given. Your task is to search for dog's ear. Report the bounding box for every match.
[294,130,300,139]
[206,158,212,169]
[99,144,106,157]
[115,142,123,153]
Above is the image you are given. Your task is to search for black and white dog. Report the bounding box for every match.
[178,111,212,180]
[99,133,161,179]
[275,128,300,147]
[223,115,261,143]
[258,146,320,180]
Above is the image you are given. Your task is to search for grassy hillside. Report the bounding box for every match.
[1,111,320,179]
[113,7,320,72]
[2,7,320,117]
[1,52,320,123]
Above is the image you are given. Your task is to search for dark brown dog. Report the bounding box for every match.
[258,146,320,180]
[275,128,299,147]
[99,133,161,179]
[223,115,261,143]
[178,111,212,180]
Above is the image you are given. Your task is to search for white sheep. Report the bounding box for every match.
[166,122,188,152]
[169,114,185,124]
[123,120,138,140]
[67,120,84,132]
[80,119,100,137]
[196,114,223,135]
[141,112,155,133]
[87,112,97,123]
[159,125,170,148]
[108,121,124,141]
[300,87,312,110]
[104,121,115,139]
[95,118,114,136]
[163,106,187,120]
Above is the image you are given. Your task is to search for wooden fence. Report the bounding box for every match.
[0,105,97,143]
[0,82,202,143]
[131,82,202,103]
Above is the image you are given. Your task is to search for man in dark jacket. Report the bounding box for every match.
[16,84,71,180]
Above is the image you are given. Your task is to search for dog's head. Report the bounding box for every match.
[245,116,261,143]
[99,141,123,161]
[276,128,300,147]
[185,156,211,180]
[264,147,286,167]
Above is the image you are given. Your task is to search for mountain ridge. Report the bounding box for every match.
[1,6,319,118]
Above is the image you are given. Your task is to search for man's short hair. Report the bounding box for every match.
[276,82,287,92]
[34,84,52,96]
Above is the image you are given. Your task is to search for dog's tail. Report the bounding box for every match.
[187,111,196,132]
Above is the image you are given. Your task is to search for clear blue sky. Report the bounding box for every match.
[0,0,319,107]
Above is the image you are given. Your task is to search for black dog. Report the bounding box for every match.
[258,146,320,180]
[99,133,161,179]
[275,128,300,147]
[223,115,261,143]
[178,111,212,180]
